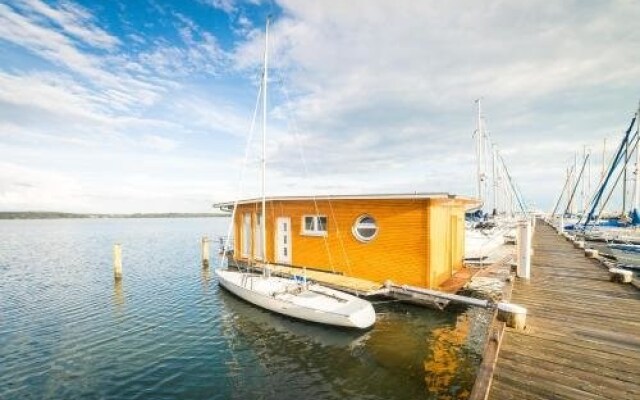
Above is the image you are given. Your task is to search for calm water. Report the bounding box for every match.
[0,218,490,399]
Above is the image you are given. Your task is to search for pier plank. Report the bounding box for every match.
[488,221,640,399]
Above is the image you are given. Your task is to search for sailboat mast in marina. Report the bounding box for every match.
[215,18,376,330]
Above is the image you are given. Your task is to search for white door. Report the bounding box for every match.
[275,217,292,264]
[254,213,263,260]
[241,213,251,258]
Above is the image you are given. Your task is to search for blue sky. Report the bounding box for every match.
[0,0,639,213]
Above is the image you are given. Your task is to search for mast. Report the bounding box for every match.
[587,147,591,214]
[601,138,607,181]
[261,17,270,264]
[492,144,498,215]
[623,130,628,216]
[581,146,586,214]
[634,100,640,214]
[572,152,577,215]
[475,99,484,206]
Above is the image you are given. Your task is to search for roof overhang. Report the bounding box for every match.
[213,192,480,212]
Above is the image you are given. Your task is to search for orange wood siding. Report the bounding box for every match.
[233,197,469,288]
[427,199,466,288]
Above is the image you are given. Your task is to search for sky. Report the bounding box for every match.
[0,0,639,213]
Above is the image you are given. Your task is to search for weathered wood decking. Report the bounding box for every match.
[488,221,640,399]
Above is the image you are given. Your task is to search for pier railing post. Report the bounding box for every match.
[516,219,531,279]
[113,244,122,280]
[201,236,210,269]
[497,302,527,330]
[557,215,564,234]
[531,215,536,234]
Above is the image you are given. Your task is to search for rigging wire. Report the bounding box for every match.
[274,73,339,276]
[220,75,264,273]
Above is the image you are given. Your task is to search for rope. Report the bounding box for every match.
[327,198,358,296]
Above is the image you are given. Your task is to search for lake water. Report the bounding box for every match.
[0,218,491,399]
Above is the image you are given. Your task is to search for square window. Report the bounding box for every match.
[302,215,328,236]
[304,216,314,231]
[317,216,327,232]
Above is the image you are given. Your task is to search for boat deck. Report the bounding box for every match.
[235,261,483,297]
[488,221,640,399]
[236,261,385,295]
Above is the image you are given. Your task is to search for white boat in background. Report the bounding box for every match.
[464,228,506,260]
[465,99,522,262]
[215,18,376,330]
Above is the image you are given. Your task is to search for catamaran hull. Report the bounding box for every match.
[215,269,375,329]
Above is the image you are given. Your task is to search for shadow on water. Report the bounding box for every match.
[216,287,489,400]
[219,288,369,348]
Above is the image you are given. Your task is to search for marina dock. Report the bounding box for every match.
[482,221,640,399]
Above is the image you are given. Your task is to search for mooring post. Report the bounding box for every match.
[516,219,531,279]
[530,215,536,233]
[113,244,122,280]
[557,215,564,234]
[497,302,527,330]
[585,248,599,258]
[609,267,633,283]
[201,236,210,269]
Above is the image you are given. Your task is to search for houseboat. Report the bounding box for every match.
[218,193,477,289]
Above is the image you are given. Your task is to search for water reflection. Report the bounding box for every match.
[424,307,487,400]
[201,267,211,293]
[112,279,125,308]
[217,289,488,400]
[219,289,369,349]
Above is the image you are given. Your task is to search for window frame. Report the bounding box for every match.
[352,214,379,243]
[301,214,328,237]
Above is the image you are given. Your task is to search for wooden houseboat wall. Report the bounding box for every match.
[231,195,474,289]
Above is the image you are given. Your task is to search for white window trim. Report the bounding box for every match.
[301,215,328,237]
[352,214,379,243]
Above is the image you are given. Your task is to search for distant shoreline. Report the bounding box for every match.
[0,212,230,220]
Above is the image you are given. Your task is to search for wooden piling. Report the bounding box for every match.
[584,248,599,258]
[557,215,564,234]
[113,244,122,280]
[201,236,210,268]
[516,219,531,279]
[609,267,633,283]
[496,302,527,330]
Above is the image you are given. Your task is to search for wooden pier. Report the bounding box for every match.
[483,221,640,399]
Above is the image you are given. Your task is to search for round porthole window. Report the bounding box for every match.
[352,215,379,242]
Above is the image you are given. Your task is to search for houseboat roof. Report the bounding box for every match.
[214,192,478,211]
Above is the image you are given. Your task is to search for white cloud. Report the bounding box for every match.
[15,0,120,50]
[0,161,87,211]
[141,134,179,152]
[1,0,639,212]
[229,0,640,208]
[200,0,237,13]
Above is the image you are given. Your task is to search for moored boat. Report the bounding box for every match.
[215,17,376,330]
[215,269,376,329]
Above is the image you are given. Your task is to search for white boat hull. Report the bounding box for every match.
[465,229,506,260]
[215,269,376,329]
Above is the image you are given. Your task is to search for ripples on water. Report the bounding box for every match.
[0,218,491,399]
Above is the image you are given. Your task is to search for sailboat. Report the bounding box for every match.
[464,99,516,261]
[214,18,376,330]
